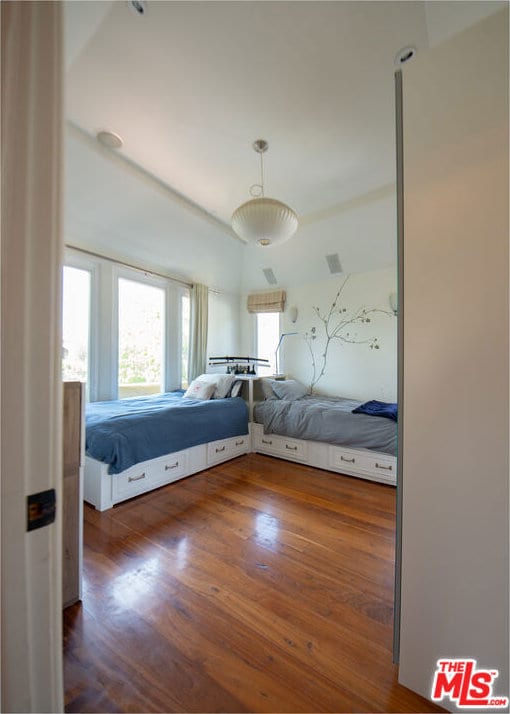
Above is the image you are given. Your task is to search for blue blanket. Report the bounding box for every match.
[86,391,248,474]
[351,400,398,422]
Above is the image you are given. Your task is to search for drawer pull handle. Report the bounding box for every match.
[341,456,355,463]
[375,462,393,471]
[165,462,179,470]
[285,444,298,451]
[261,439,273,445]
[235,440,244,446]
[215,446,226,453]
[128,472,146,483]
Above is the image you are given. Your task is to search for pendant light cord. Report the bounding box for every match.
[249,139,269,198]
[259,150,265,197]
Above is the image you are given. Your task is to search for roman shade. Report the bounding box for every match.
[247,290,286,314]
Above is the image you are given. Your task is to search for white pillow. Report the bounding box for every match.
[229,380,243,398]
[195,373,236,399]
[183,379,216,400]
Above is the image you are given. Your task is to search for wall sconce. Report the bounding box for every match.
[389,292,398,315]
[288,306,298,323]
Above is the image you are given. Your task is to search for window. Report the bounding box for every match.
[62,266,91,388]
[64,249,189,400]
[181,293,190,388]
[256,312,280,375]
[118,277,165,398]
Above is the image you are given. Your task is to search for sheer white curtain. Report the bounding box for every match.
[188,283,209,381]
[1,2,64,711]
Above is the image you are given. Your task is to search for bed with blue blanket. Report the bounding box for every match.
[84,390,249,510]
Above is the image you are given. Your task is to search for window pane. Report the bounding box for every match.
[118,278,165,398]
[62,266,90,387]
[256,312,280,375]
[181,293,190,388]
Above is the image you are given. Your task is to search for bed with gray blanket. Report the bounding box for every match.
[253,394,397,456]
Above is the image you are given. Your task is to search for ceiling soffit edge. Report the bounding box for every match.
[67,121,397,241]
[66,121,245,244]
[300,183,396,227]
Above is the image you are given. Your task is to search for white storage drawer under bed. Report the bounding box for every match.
[328,445,395,485]
[207,434,250,465]
[252,424,308,462]
[112,449,190,501]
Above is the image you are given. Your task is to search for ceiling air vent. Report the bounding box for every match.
[325,253,343,274]
[263,268,277,285]
[128,0,147,16]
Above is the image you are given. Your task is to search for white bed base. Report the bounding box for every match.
[84,433,250,511]
[250,423,396,487]
[84,425,395,511]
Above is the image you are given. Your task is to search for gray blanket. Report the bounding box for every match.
[254,395,397,456]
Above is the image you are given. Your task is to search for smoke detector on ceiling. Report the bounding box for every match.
[394,46,417,67]
[96,130,124,149]
[128,0,147,16]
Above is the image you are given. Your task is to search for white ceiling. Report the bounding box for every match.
[64,1,503,292]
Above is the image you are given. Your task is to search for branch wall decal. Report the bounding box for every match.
[303,274,391,393]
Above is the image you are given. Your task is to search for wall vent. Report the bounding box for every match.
[325,253,343,274]
[263,268,277,285]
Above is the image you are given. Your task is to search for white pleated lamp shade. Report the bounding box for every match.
[231,197,298,247]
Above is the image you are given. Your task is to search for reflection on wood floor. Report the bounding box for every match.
[64,453,443,713]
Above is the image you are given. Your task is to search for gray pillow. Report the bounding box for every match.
[270,379,308,400]
[260,378,279,400]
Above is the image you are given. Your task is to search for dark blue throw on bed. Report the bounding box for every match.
[86,390,249,474]
[351,400,398,422]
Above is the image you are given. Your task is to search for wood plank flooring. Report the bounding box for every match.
[64,454,443,713]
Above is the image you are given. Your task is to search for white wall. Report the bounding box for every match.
[283,268,397,399]
[240,267,397,400]
[399,9,508,711]
[424,1,505,48]
[207,290,242,366]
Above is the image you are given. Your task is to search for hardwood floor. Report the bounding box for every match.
[64,454,442,713]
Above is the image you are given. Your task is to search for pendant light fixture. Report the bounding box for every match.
[232,139,298,247]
